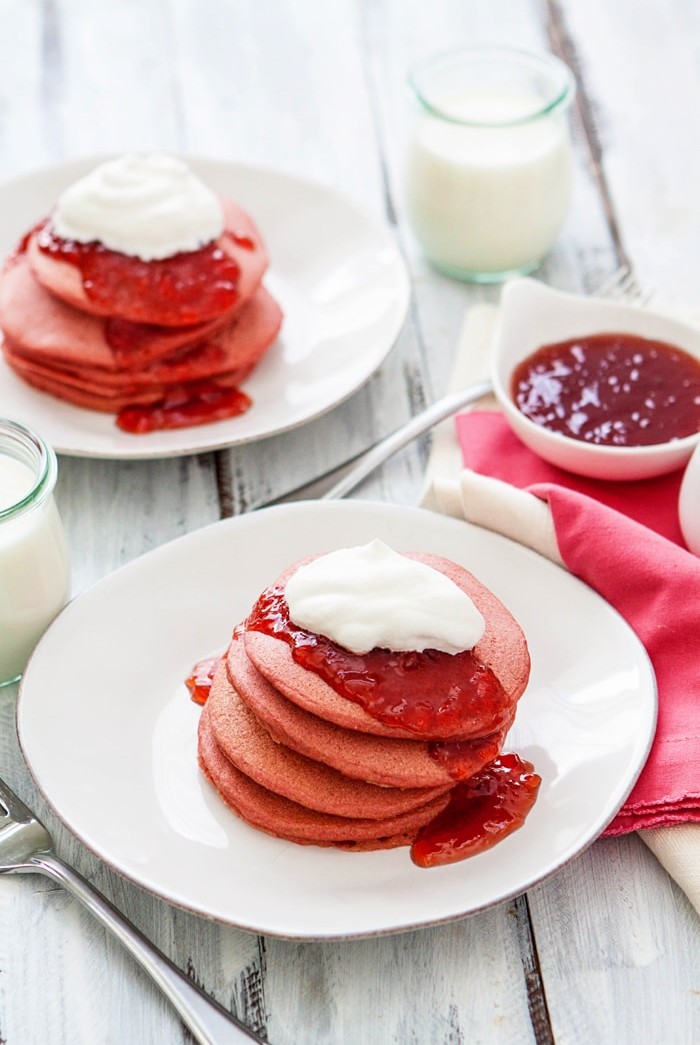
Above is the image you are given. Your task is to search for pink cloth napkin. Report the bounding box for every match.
[456,410,700,836]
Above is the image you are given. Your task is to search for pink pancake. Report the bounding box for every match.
[197,705,449,849]
[0,252,232,371]
[226,634,508,787]
[242,552,530,741]
[205,664,449,817]
[2,287,281,413]
[3,286,281,392]
[27,197,268,326]
[1,350,249,413]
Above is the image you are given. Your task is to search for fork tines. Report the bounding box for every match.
[594,265,652,306]
[0,775,35,824]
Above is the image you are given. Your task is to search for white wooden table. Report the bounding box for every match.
[1,2,698,1042]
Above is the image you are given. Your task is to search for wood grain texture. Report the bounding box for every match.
[0,1,698,1043]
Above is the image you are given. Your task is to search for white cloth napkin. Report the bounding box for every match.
[420,304,700,916]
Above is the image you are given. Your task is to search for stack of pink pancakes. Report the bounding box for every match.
[0,197,282,426]
[198,552,531,852]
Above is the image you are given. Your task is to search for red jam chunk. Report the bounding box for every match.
[228,231,256,251]
[36,219,241,325]
[117,381,251,434]
[245,585,512,738]
[428,732,504,782]
[104,316,212,365]
[411,753,541,868]
[512,332,700,447]
[9,226,36,263]
[185,656,221,706]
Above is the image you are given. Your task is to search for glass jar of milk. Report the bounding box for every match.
[0,419,71,685]
[403,47,575,282]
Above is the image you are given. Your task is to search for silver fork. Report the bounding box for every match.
[592,264,652,305]
[267,266,652,503]
[0,773,265,1044]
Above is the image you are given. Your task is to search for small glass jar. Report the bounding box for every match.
[403,46,576,282]
[0,419,71,686]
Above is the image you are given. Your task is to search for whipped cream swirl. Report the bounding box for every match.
[52,154,225,261]
[284,540,485,655]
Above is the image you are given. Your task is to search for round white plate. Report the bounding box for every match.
[18,501,656,939]
[0,157,410,459]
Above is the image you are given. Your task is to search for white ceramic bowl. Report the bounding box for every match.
[679,442,700,554]
[491,278,700,481]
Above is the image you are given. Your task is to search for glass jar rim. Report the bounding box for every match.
[408,45,576,127]
[0,418,57,522]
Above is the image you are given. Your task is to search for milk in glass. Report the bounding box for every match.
[403,48,575,282]
[0,421,70,685]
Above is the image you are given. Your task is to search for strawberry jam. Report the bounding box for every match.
[36,218,241,326]
[104,316,213,366]
[245,585,512,738]
[117,380,251,434]
[185,656,221,706]
[8,225,36,263]
[428,732,504,782]
[512,332,700,447]
[228,231,256,251]
[411,753,541,868]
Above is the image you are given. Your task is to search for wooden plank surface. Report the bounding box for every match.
[0,1,698,1043]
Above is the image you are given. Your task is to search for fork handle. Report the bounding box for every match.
[321,378,494,500]
[25,853,264,1044]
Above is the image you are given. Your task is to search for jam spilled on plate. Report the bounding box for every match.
[185,656,221,706]
[512,332,700,446]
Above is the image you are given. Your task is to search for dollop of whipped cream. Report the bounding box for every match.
[284,540,485,655]
[51,154,225,261]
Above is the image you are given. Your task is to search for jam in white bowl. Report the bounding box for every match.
[491,278,700,481]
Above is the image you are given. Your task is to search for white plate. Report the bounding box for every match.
[0,157,410,459]
[17,501,656,939]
